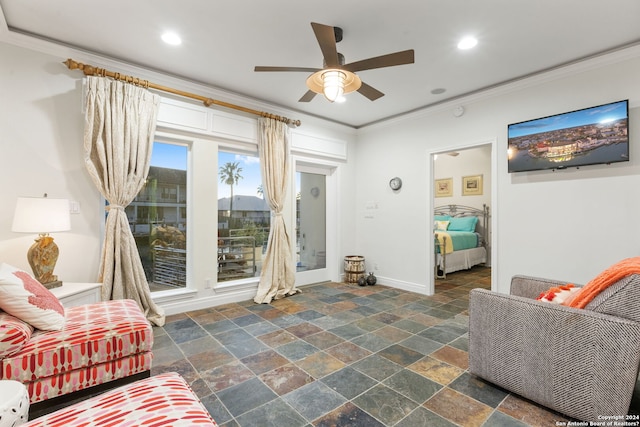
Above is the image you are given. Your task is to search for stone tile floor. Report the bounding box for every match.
[151,266,640,426]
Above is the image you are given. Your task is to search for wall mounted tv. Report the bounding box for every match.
[508,99,629,173]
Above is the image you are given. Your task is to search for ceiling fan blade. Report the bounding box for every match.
[299,90,317,102]
[311,22,339,67]
[344,49,415,73]
[254,66,320,73]
[358,82,385,101]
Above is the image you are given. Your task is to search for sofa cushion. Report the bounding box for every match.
[0,312,34,358]
[0,263,65,331]
[23,372,217,427]
[1,299,152,383]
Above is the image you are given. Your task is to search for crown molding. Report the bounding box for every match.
[358,42,640,133]
[0,10,355,136]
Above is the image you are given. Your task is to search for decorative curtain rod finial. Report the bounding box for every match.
[64,58,97,76]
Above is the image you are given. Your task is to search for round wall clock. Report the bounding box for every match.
[389,177,402,190]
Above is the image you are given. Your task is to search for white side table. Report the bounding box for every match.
[0,380,29,426]
[50,282,102,307]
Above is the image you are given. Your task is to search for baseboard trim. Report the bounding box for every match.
[159,285,259,315]
[158,276,431,315]
[363,275,429,295]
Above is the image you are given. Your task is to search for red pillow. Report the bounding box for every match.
[0,263,65,331]
[536,284,579,305]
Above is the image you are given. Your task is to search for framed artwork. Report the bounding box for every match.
[462,174,483,196]
[435,178,453,198]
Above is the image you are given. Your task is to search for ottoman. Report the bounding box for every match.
[24,372,217,426]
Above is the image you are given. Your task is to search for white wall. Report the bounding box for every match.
[355,46,640,294]
[0,42,103,282]
[0,40,358,313]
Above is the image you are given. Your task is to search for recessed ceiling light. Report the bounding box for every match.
[161,32,182,46]
[457,36,478,50]
[431,88,446,95]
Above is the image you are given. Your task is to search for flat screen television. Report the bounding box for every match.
[508,99,629,173]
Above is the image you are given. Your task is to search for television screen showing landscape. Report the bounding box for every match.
[508,100,629,173]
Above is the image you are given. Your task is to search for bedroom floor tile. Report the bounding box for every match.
[351,383,417,426]
[259,364,314,396]
[234,397,308,427]
[320,366,378,400]
[150,266,639,426]
[295,351,346,378]
[424,387,493,427]
[313,402,385,427]
[216,377,278,417]
[282,381,347,422]
[301,330,345,349]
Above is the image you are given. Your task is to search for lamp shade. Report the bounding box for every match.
[12,197,71,234]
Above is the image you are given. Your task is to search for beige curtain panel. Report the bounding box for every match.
[83,76,165,326]
[254,118,298,304]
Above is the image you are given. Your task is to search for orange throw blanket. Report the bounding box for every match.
[562,257,640,309]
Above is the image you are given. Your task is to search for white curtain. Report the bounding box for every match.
[254,118,298,304]
[83,76,165,326]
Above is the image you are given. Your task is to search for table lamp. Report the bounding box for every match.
[11,195,71,289]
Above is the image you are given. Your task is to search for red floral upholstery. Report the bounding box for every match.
[24,372,217,426]
[0,299,153,403]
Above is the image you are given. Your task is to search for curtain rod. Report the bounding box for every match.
[63,59,301,127]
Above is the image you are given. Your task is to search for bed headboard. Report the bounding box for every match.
[434,204,490,246]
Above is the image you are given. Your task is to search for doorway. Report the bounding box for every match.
[294,161,337,286]
[429,140,496,294]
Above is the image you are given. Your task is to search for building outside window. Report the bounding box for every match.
[128,142,188,291]
[217,150,269,283]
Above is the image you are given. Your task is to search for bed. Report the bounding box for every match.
[434,204,489,278]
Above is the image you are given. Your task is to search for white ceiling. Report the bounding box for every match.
[1,0,640,128]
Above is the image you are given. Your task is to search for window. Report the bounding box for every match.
[128,141,188,291]
[217,150,269,283]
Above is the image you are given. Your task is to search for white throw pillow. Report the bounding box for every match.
[0,263,65,331]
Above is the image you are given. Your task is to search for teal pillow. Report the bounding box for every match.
[434,215,451,221]
[448,216,478,232]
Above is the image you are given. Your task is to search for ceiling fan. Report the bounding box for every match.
[254,22,415,103]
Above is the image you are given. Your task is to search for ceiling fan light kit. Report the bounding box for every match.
[306,69,362,102]
[255,22,414,103]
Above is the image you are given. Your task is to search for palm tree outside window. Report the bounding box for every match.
[219,161,243,217]
[217,151,270,283]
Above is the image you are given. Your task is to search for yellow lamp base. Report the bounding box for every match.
[27,234,63,289]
